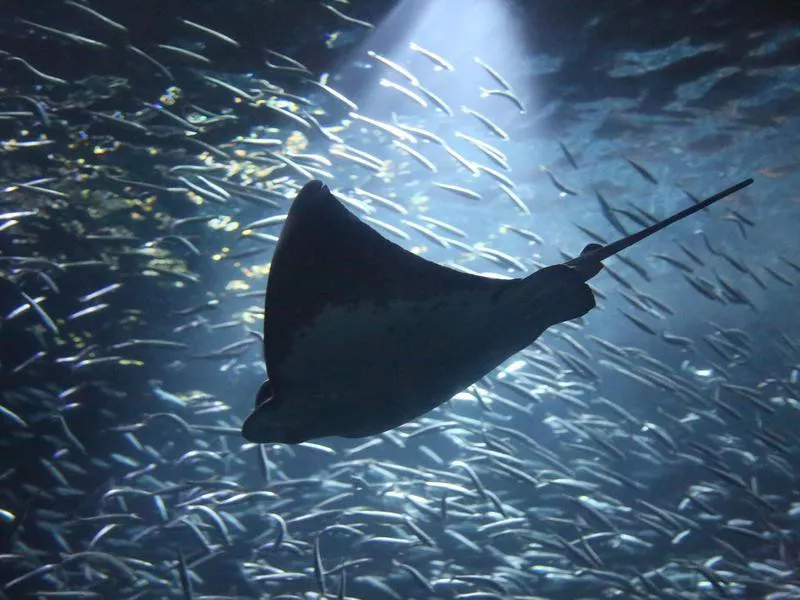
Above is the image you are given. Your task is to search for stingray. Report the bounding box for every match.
[242,177,753,444]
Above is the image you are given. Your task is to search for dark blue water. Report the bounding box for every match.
[1,1,799,598]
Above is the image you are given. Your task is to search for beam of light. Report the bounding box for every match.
[348,0,530,126]
[331,0,533,160]
[317,0,535,270]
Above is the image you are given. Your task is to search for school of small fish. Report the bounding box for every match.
[1,1,799,599]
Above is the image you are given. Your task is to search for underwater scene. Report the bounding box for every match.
[1,0,799,598]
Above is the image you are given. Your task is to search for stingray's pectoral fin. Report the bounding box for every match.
[243,384,308,444]
[254,379,273,408]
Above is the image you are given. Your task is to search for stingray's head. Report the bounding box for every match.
[242,380,316,444]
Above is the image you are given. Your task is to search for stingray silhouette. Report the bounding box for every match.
[242,178,753,444]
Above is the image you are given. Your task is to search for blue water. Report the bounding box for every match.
[1,1,799,598]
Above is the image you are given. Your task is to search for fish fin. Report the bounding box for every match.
[264,180,507,373]
[255,379,273,408]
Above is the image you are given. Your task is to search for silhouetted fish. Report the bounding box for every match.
[242,178,752,443]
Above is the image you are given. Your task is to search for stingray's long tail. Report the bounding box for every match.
[567,177,754,280]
